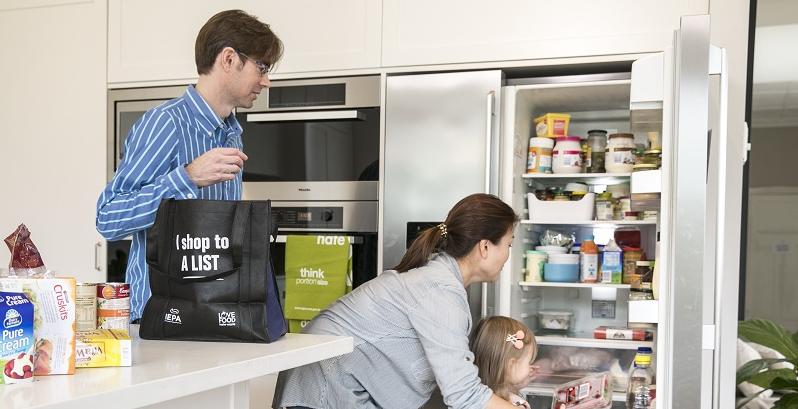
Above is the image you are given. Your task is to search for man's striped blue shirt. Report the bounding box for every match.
[96,85,243,320]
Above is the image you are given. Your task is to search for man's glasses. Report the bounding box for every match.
[236,50,270,76]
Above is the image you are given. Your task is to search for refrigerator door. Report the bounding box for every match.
[662,14,740,409]
[382,70,502,316]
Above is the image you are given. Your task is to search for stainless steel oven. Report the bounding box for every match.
[237,75,381,202]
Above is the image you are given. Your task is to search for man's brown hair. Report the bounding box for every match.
[195,9,283,75]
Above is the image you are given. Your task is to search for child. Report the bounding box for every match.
[470,316,538,408]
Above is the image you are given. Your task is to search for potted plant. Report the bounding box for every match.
[737,319,798,408]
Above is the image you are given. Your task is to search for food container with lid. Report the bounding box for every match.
[552,136,583,174]
[527,137,555,173]
[587,130,608,173]
[524,250,547,282]
[565,182,588,194]
[536,245,569,255]
[534,113,571,138]
[543,263,580,282]
[538,310,573,330]
[605,133,636,173]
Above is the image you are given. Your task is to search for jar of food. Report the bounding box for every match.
[580,138,590,173]
[587,130,608,173]
[524,250,547,282]
[552,136,583,174]
[622,247,644,285]
[647,131,662,150]
[526,137,555,173]
[635,260,655,289]
[605,133,636,173]
[638,149,662,168]
[595,193,614,221]
[553,192,571,201]
[633,163,659,173]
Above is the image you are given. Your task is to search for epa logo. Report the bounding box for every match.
[165,308,182,324]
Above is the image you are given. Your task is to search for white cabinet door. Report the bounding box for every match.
[108,0,382,85]
[0,0,107,283]
[381,0,707,67]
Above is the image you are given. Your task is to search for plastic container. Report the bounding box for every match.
[565,182,588,194]
[605,133,636,173]
[527,192,596,222]
[552,136,583,174]
[536,245,569,255]
[580,236,599,283]
[527,137,555,173]
[622,247,644,285]
[606,183,630,199]
[548,253,580,263]
[647,131,662,150]
[534,113,571,138]
[525,250,547,282]
[587,130,608,173]
[627,348,654,409]
[595,193,614,221]
[538,310,573,330]
[551,372,613,409]
[543,263,580,282]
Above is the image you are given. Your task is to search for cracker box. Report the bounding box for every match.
[0,291,35,384]
[0,278,76,375]
[75,329,131,368]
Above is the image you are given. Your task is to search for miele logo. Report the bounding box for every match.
[165,308,182,325]
[298,187,311,192]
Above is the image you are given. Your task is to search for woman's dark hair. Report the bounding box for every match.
[195,9,284,75]
[392,193,519,272]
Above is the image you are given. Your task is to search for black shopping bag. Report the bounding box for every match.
[140,199,287,343]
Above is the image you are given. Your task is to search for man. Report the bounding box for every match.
[96,9,283,322]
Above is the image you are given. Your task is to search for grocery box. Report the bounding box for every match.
[75,329,131,367]
[0,291,35,384]
[534,113,571,138]
[0,278,76,375]
[528,193,595,222]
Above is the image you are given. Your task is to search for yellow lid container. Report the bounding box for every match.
[534,113,571,138]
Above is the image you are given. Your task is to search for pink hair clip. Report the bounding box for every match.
[505,330,525,349]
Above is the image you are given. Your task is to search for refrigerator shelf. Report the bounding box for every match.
[519,281,632,289]
[520,219,657,227]
[535,332,654,350]
[521,383,626,402]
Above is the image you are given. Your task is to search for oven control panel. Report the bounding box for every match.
[272,207,343,229]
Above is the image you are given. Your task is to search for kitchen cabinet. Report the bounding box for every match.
[381,0,707,67]
[107,0,382,85]
[0,0,107,283]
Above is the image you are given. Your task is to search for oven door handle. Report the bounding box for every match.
[246,110,365,122]
[270,235,364,244]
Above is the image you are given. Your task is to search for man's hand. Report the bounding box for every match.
[185,148,248,188]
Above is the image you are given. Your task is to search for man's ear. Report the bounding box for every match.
[217,47,238,73]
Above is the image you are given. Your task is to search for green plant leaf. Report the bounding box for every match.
[773,392,798,409]
[771,376,798,391]
[738,358,791,384]
[749,369,798,389]
[739,320,798,360]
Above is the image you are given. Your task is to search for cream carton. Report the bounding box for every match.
[0,278,76,375]
[0,291,35,384]
[75,329,131,368]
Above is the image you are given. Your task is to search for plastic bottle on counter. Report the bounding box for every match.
[580,236,599,283]
[627,347,654,409]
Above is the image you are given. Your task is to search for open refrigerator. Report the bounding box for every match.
[494,15,738,409]
[382,15,741,409]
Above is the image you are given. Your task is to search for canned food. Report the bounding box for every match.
[97,283,130,333]
[75,283,97,331]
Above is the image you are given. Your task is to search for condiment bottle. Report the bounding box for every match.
[580,236,599,283]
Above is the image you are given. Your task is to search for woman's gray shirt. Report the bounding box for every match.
[272,253,492,409]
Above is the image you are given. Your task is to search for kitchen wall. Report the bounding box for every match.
[749,126,798,187]
[0,0,107,283]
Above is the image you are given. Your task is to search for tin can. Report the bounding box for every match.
[75,283,98,331]
[97,283,130,333]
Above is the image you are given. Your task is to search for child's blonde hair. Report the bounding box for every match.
[470,316,538,399]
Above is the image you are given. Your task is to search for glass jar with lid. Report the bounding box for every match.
[637,149,662,168]
[587,130,608,173]
[605,133,636,173]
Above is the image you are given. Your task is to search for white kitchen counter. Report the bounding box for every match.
[1,326,352,409]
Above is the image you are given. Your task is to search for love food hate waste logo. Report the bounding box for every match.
[218,311,236,327]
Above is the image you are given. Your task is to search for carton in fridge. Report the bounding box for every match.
[0,277,76,375]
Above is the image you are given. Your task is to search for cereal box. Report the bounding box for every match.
[0,291,35,384]
[75,329,131,368]
[0,278,76,375]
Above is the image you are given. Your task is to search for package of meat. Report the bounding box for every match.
[593,326,653,341]
[4,224,49,278]
[551,372,613,409]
